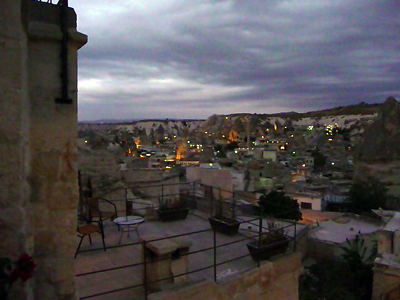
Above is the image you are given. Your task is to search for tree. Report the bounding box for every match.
[258,190,302,221]
[311,148,326,171]
[347,178,388,214]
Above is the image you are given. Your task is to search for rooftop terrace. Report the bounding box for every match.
[75,211,304,300]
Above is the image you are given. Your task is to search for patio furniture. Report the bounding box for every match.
[113,216,145,244]
[87,197,118,223]
[75,223,106,258]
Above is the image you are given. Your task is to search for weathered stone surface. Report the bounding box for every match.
[357,97,400,162]
[1,1,86,299]
[148,252,302,300]
[373,266,400,299]
[354,97,400,198]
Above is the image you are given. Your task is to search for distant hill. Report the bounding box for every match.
[79,103,382,125]
[78,101,385,141]
[225,103,382,120]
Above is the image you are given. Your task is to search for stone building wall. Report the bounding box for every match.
[372,229,400,299]
[149,252,302,300]
[122,169,181,206]
[0,1,33,299]
[0,1,86,299]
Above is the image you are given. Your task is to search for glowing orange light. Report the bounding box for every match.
[176,142,187,160]
[228,129,238,142]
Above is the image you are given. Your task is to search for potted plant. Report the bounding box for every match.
[208,187,240,235]
[246,221,289,262]
[157,197,190,222]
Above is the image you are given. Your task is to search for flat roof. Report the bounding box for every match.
[310,217,380,244]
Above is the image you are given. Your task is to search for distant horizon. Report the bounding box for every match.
[78,98,387,123]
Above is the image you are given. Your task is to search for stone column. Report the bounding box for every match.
[0,0,32,299]
[26,1,87,299]
[1,1,86,299]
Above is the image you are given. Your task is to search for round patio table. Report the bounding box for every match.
[113,216,144,244]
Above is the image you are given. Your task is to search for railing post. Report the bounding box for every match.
[232,192,236,219]
[144,240,148,300]
[258,205,263,267]
[213,229,217,282]
[210,186,213,216]
[161,184,164,205]
[192,182,196,209]
[294,220,297,252]
[125,188,128,215]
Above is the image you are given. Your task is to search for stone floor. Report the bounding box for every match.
[74,212,298,300]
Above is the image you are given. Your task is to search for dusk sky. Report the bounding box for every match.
[69,0,400,121]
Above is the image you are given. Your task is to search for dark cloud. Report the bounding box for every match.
[70,0,400,120]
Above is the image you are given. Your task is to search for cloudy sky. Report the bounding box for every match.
[69,0,400,121]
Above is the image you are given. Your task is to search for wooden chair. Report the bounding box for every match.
[75,222,106,258]
[87,197,118,223]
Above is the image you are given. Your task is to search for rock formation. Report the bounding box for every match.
[355,97,400,198]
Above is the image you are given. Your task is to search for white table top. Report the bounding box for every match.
[113,216,144,226]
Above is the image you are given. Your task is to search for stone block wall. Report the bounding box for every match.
[149,252,302,300]
[372,266,400,300]
[78,149,122,187]
[123,169,180,207]
[0,1,32,299]
[0,1,86,299]
[28,2,86,298]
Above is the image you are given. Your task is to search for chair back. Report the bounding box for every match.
[87,197,99,208]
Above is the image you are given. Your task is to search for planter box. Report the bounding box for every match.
[157,207,189,222]
[246,238,289,262]
[208,217,240,235]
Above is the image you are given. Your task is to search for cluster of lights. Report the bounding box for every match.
[307,125,314,131]
[325,123,339,137]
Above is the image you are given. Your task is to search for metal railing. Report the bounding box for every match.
[76,181,299,299]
